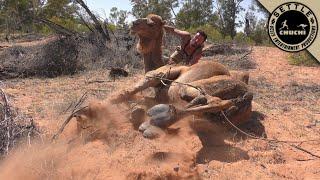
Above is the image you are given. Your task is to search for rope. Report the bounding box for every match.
[220,110,320,144]
[220,110,320,156]
[146,74,206,95]
[143,74,320,146]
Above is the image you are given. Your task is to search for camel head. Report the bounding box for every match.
[130,14,166,72]
[130,14,165,38]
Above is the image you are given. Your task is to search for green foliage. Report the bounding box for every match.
[176,0,214,29]
[248,19,272,46]
[0,0,80,34]
[216,0,244,39]
[234,32,254,45]
[0,0,272,46]
[42,0,77,19]
[289,51,320,67]
[107,23,117,32]
[186,24,224,43]
[130,0,178,20]
[0,0,34,33]
[109,7,129,29]
[244,5,257,36]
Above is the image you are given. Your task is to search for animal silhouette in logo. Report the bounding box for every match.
[297,24,308,30]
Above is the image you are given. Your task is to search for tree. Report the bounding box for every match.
[244,5,257,36]
[250,18,269,45]
[74,0,110,41]
[109,7,129,28]
[0,0,35,33]
[176,0,214,29]
[130,0,178,20]
[42,0,75,19]
[252,0,269,18]
[214,0,244,39]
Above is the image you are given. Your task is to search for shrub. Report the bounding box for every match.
[35,37,84,77]
[234,32,255,45]
[186,24,224,43]
[289,51,320,67]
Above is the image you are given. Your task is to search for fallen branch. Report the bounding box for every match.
[36,18,77,37]
[75,0,110,41]
[0,84,36,155]
[0,45,9,49]
[237,46,253,61]
[52,106,88,141]
[87,80,108,84]
[62,92,88,114]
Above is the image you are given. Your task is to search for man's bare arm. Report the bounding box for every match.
[163,25,191,41]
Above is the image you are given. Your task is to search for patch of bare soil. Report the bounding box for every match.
[0,46,319,179]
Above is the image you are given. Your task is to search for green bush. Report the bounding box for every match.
[107,24,117,32]
[289,51,320,67]
[234,32,254,45]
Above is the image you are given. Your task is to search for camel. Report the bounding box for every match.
[73,15,253,139]
[110,61,252,137]
[130,14,165,73]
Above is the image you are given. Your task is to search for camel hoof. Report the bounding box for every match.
[147,104,177,128]
[186,95,207,108]
[139,121,151,132]
[143,126,164,139]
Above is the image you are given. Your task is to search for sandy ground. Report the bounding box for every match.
[0,46,319,179]
[0,36,57,48]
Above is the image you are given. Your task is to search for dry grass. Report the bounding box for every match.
[289,51,320,67]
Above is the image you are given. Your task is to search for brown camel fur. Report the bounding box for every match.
[130,14,165,73]
[74,15,252,139]
[111,61,252,126]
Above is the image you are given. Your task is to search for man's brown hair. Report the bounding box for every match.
[196,30,207,41]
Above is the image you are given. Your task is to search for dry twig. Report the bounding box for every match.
[0,83,36,155]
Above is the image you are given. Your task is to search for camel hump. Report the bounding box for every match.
[175,61,230,83]
[189,61,230,76]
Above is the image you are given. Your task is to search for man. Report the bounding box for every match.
[163,25,207,65]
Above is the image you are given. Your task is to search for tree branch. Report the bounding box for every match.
[75,0,110,41]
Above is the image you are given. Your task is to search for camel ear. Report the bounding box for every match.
[147,18,155,26]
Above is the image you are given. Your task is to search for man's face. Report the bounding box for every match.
[190,33,205,47]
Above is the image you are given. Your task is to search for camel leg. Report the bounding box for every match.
[183,95,233,116]
[110,66,184,103]
[179,85,234,115]
[140,95,233,130]
[182,88,253,125]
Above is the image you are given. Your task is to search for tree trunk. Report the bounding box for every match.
[75,0,110,41]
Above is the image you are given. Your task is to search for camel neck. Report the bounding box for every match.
[143,48,163,73]
[138,34,164,73]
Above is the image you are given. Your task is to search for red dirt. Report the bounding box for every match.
[0,46,319,179]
